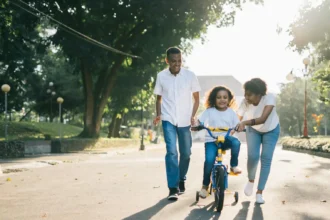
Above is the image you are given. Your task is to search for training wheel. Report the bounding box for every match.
[234,191,239,202]
[196,191,199,202]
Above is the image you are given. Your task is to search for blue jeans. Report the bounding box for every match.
[162,121,192,189]
[246,124,280,191]
[203,136,241,186]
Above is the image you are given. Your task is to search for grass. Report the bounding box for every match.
[0,121,83,141]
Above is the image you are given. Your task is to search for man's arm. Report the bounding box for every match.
[156,95,162,117]
[153,95,162,125]
[191,92,200,125]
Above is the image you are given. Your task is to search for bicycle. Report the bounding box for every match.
[191,123,245,212]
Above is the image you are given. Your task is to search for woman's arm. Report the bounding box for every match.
[243,105,274,126]
[236,105,274,131]
[238,115,243,121]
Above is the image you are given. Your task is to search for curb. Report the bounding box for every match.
[282,145,330,159]
[0,144,164,174]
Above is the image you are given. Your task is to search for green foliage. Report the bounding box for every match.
[0,1,48,112]
[27,0,263,137]
[30,49,84,117]
[289,0,330,107]
[312,62,330,104]
[277,78,325,136]
[289,0,330,60]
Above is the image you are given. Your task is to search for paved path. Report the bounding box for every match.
[0,143,330,220]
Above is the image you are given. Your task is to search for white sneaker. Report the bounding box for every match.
[230,166,242,174]
[244,181,254,196]
[199,188,208,198]
[256,193,265,204]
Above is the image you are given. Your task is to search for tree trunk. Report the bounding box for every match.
[78,24,143,138]
[297,118,302,137]
[79,57,126,138]
[107,113,117,138]
[79,58,97,138]
[113,114,124,138]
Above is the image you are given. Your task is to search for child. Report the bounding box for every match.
[198,86,242,198]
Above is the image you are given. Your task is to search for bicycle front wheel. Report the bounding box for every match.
[214,166,225,212]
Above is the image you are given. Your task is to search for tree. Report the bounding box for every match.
[106,64,160,138]
[30,49,84,121]
[289,0,330,109]
[277,78,322,136]
[0,1,47,113]
[289,0,330,61]
[312,62,330,104]
[27,0,263,137]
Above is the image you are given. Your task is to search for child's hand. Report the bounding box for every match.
[230,130,235,136]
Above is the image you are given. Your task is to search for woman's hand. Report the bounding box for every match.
[235,122,246,132]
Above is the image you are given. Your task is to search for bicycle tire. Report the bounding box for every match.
[214,166,225,212]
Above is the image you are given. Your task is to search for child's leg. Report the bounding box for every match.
[203,142,218,186]
[228,136,241,167]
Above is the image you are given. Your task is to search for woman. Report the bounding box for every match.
[235,78,280,204]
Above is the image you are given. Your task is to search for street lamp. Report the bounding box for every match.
[286,57,310,138]
[140,93,145,151]
[57,97,64,140]
[1,84,11,141]
[47,82,55,122]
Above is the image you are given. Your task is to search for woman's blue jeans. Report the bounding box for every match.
[246,124,280,191]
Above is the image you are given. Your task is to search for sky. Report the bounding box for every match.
[185,0,316,93]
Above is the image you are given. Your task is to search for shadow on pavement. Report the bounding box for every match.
[279,159,292,163]
[233,201,250,220]
[122,198,171,220]
[297,213,328,220]
[251,203,264,220]
[185,201,220,220]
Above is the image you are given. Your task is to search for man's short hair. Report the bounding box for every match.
[166,47,181,58]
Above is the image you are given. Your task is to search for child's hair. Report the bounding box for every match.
[204,86,237,109]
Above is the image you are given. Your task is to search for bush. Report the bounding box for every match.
[281,137,330,153]
[0,141,25,158]
[44,134,52,140]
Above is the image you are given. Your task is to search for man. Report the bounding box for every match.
[153,47,201,200]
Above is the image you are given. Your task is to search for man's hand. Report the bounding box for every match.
[191,116,196,126]
[153,116,161,126]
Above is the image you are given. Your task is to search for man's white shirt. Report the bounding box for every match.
[154,68,201,127]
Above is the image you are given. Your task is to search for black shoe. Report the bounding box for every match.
[179,181,185,194]
[168,188,179,201]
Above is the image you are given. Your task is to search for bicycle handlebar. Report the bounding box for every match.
[191,123,246,140]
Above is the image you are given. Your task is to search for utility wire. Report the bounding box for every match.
[9,0,141,59]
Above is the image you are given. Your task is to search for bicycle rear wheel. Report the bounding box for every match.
[214,166,225,212]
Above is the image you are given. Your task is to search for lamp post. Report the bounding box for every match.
[47,82,56,122]
[286,57,310,138]
[57,97,64,140]
[1,84,10,141]
[140,93,145,151]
